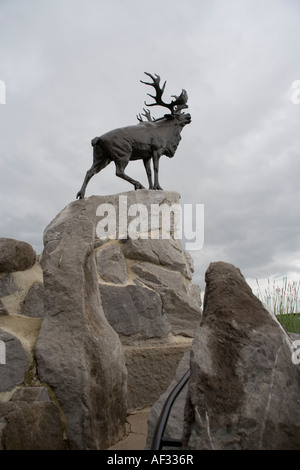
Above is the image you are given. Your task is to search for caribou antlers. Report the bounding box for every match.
[136,108,154,123]
[140,72,188,115]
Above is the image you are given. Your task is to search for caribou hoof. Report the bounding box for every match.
[134,183,145,190]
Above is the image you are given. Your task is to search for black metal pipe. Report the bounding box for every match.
[151,369,190,450]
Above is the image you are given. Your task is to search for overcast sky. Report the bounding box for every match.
[1,0,300,296]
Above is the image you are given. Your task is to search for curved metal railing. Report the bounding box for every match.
[151,369,190,450]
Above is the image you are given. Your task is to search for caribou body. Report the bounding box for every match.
[76,73,191,199]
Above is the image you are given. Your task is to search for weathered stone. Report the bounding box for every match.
[0,330,29,392]
[20,281,44,317]
[124,339,192,411]
[184,251,194,274]
[182,261,300,450]
[0,401,66,450]
[121,238,192,279]
[35,196,128,450]
[0,273,19,297]
[96,243,127,283]
[11,386,50,402]
[99,283,170,339]
[0,299,8,316]
[145,351,191,449]
[0,238,36,273]
[132,262,201,337]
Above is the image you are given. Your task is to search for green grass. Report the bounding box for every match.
[256,277,300,334]
[276,313,300,334]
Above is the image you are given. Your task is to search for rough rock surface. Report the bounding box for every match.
[0,238,36,273]
[0,273,19,297]
[20,281,44,317]
[132,262,200,337]
[0,299,8,316]
[0,329,29,392]
[124,338,192,410]
[0,400,66,450]
[96,244,127,283]
[183,261,300,450]
[99,283,170,339]
[121,238,193,279]
[34,196,128,450]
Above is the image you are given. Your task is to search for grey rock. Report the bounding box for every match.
[35,196,128,450]
[132,262,201,337]
[0,401,66,450]
[0,238,36,273]
[0,273,19,297]
[121,238,192,279]
[96,244,127,284]
[0,330,29,392]
[125,342,192,411]
[182,261,300,450]
[20,281,44,317]
[11,386,50,402]
[0,299,8,316]
[99,283,170,339]
[184,251,194,274]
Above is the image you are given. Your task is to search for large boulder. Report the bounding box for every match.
[34,196,128,450]
[0,238,36,273]
[183,261,300,450]
[92,190,201,411]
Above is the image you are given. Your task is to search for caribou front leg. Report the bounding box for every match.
[152,152,163,190]
[115,160,145,190]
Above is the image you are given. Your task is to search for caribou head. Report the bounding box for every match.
[138,72,191,127]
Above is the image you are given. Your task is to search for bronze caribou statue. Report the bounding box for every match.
[76,73,191,199]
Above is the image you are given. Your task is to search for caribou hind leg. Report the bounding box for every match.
[76,149,110,199]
